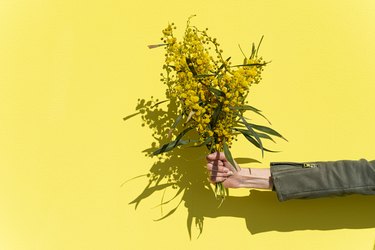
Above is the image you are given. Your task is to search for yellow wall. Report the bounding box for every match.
[0,0,374,249]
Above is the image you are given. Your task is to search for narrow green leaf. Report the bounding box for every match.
[209,87,225,97]
[231,63,268,67]
[209,136,215,153]
[248,123,287,141]
[235,128,275,142]
[152,139,188,155]
[237,130,280,154]
[123,111,141,121]
[194,74,216,78]
[151,99,169,108]
[174,126,194,143]
[234,128,280,153]
[210,102,223,129]
[218,57,231,71]
[173,113,183,128]
[255,35,264,58]
[230,105,271,124]
[153,127,194,155]
[238,44,247,60]
[256,132,275,142]
[232,105,261,112]
[191,137,212,147]
[168,113,183,138]
[186,57,197,75]
[147,44,167,49]
[240,116,264,157]
[242,133,266,152]
[250,42,256,59]
[223,140,237,171]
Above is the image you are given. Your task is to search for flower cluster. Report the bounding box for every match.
[147,17,285,200]
[158,17,267,152]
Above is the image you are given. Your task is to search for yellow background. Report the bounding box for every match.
[0,0,375,249]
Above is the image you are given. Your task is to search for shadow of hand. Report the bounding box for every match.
[125,98,375,238]
[197,190,375,234]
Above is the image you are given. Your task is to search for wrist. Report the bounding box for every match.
[236,168,272,189]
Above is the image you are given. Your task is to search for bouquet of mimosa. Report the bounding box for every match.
[148,16,285,199]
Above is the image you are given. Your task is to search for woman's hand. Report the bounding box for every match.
[206,152,242,188]
[206,152,273,189]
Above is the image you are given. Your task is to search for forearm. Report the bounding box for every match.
[233,168,273,189]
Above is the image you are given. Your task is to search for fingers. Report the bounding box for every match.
[208,169,233,177]
[206,152,226,162]
[209,176,228,183]
[206,162,232,174]
[206,160,223,167]
[206,152,238,184]
[206,161,234,182]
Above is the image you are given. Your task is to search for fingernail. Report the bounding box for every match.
[228,171,234,176]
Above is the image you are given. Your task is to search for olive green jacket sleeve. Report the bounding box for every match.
[270,159,375,202]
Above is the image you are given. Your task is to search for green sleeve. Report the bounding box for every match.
[270,159,375,202]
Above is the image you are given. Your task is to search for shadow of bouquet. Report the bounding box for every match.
[124,98,375,238]
[124,98,222,238]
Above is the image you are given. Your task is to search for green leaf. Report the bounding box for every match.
[236,129,280,154]
[238,44,247,60]
[223,140,237,171]
[153,127,194,155]
[247,123,287,141]
[210,102,223,129]
[147,43,167,49]
[208,87,225,97]
[168,113,183,138]
[123,111,141,121]
[255,132,275,142]
[240,116,264,157]
[174,126,194,142]
[152,139,189,155]
[186,57,197,75]
[231,63,268,67]
[235,128,275,142]
[191,137,212,147]
[230,105,271,124]
[255,35,264,58]
[218,57,231,72]
[250,42,256,59]
[172,113,183,128]
[194,74,216,78]
[151,99,169,108]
